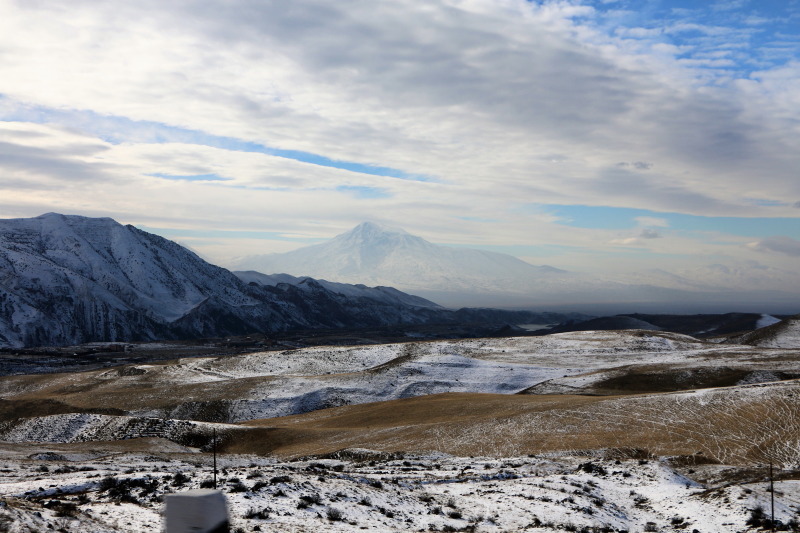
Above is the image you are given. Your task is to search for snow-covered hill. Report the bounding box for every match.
[732,314,800,348]
[0,213,275,347]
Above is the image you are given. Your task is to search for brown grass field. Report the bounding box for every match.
[0,334,798,468]
[229,383,800,467]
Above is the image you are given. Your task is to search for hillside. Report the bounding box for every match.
[732,315,800,348]
[1,330,800,531]
[3,330,799,463]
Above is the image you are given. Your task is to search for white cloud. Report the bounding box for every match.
[747,236,800,257]
[0,0,798,284]
[635,217,669,228]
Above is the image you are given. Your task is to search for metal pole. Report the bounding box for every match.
[770,462,774,533]
[213,428,217,490]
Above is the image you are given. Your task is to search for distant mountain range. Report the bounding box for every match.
[232,222,800,313]
[233,221,593,307]
[533,312,787,339]
[0,214,577,348]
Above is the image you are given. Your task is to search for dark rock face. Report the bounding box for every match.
[0,213,278,347]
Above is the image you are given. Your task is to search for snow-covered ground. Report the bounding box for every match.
[120,332,800,421]
[0,445,797,532]
[2,330,799,428]
[2,331,799,530]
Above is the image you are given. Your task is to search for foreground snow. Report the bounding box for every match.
[0,445,797,532]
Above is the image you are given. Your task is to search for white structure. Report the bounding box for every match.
[164,489,229,533]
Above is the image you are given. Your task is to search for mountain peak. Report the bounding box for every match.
[36,212,92,221]
[232,221,564,304]
[34,212,118,226]
[345,221,410,238]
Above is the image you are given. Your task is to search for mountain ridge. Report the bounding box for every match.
[0,214,576,348]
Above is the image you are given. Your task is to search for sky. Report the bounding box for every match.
[1,0,799,291]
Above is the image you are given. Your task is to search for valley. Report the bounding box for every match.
[0,325,799,531]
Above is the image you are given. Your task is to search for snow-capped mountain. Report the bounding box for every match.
[0,214,572,348]
[231,222,800,313]
[232,222,566,300]
[0,213,286,347]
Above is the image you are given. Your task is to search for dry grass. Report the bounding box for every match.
[1,336,799,467]
[236,384,800,465]
[0,365,271,419]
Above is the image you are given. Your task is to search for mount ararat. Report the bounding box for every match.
[233,221,797,312]
[233,221,565,305]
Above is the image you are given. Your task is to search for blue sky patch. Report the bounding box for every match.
[335,185,392,199]
[576,0,800,78]
[0,95,431,182]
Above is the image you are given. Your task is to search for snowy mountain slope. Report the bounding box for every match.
[4,330,798,427]
[731,314,800,348]
[232,221,566,294]
[0,214,568,348]
[0,213,271,347]
[235,270,445,316]
[236,271,441,309]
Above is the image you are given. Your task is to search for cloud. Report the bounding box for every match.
[0,0,797,282]
[635,217,669,228]
[609,227,662,246]
[747,236,800,257]
[2,5,795,206]
[616,161,653,170]
[711,0,748,12]
[609,237,640,246]
[0,122,117,186]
